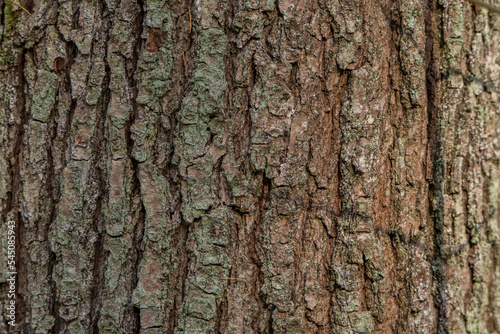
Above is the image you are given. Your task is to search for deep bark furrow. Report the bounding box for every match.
[424,1,448,332]
[13,48,29,332]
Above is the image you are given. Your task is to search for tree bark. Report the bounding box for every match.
[0,0,499,333]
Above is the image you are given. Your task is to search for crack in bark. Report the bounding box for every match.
[424,1,448,332]
[6,46,29,333]
[87,2,114,331]
[250,172,271,332]
[124,1,145,333]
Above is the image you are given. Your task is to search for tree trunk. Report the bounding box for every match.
[1,0,499,332]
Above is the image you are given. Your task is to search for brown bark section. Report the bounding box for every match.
[0,0,499,333]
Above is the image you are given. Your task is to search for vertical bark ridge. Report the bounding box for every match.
[50,37,78,334]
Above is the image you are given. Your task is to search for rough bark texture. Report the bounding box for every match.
[1,0,500,333]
